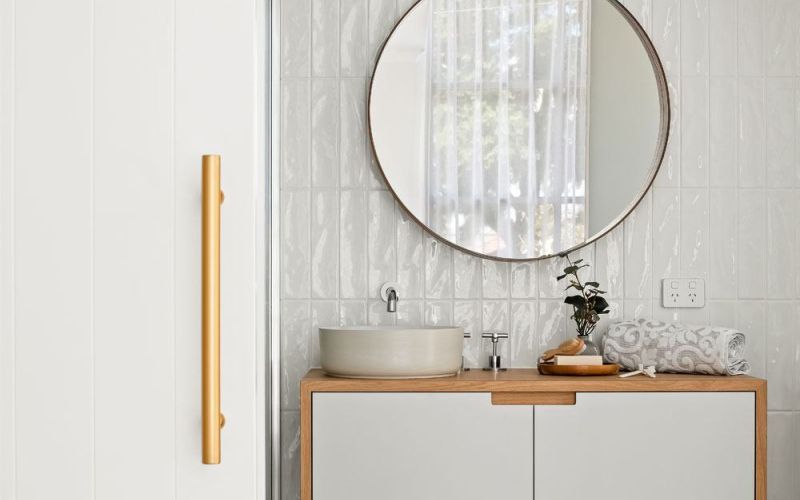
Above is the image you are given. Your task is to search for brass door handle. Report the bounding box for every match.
[202,154,225,464]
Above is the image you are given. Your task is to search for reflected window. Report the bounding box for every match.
[425,0,590,258]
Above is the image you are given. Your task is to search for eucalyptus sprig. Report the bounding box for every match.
[556,255,610,337]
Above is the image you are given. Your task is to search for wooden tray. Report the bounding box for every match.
[538,362,619,376]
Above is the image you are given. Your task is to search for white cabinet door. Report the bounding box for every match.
[535,392,755,500]
[313,393,533,500]
[0,1,266,499]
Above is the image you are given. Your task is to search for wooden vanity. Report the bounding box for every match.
[301,369,766,500]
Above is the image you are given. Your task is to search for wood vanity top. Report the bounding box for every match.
[301,368,766,393]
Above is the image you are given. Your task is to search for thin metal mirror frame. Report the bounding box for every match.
[367,0,671,262]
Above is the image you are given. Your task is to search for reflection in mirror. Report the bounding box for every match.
[370,0,667,260]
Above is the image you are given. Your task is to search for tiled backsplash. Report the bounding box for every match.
[279,0,800,497]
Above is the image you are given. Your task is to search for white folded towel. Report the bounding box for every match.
[603,319,751,376]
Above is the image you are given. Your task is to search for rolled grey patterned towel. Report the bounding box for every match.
[603,319,751,376]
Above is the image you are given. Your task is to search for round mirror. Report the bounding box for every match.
[369,0,669,260]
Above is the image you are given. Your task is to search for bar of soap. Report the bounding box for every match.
[554,355,603,366]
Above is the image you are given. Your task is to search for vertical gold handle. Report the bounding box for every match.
[202,155,224,464]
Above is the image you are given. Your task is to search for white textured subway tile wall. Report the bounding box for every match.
[279,0,800,497]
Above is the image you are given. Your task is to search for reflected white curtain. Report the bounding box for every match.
[426,0,590,258]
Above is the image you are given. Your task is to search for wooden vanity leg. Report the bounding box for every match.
[756,381,767,500]
[300,383,312,500]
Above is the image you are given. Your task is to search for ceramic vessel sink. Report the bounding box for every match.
[319,326,464,379]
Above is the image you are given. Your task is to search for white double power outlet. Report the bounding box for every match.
[661,278,706,308]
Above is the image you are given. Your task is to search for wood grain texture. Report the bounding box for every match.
[302,368,765,393]
[538,363,620,376]
[300,369,767,500]
[491,392,576,405]
[756,384,767,500]
[300,384,312,500]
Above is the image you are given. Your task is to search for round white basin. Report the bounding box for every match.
[319,326,464,379]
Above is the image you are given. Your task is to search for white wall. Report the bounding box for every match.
[279,0,800,498]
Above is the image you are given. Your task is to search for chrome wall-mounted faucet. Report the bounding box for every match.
[386,288,398,313]
[380,282,400,313]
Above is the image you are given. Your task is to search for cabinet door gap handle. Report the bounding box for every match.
[491,392,576,406]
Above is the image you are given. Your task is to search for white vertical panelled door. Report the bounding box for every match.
[0,0,268,499]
